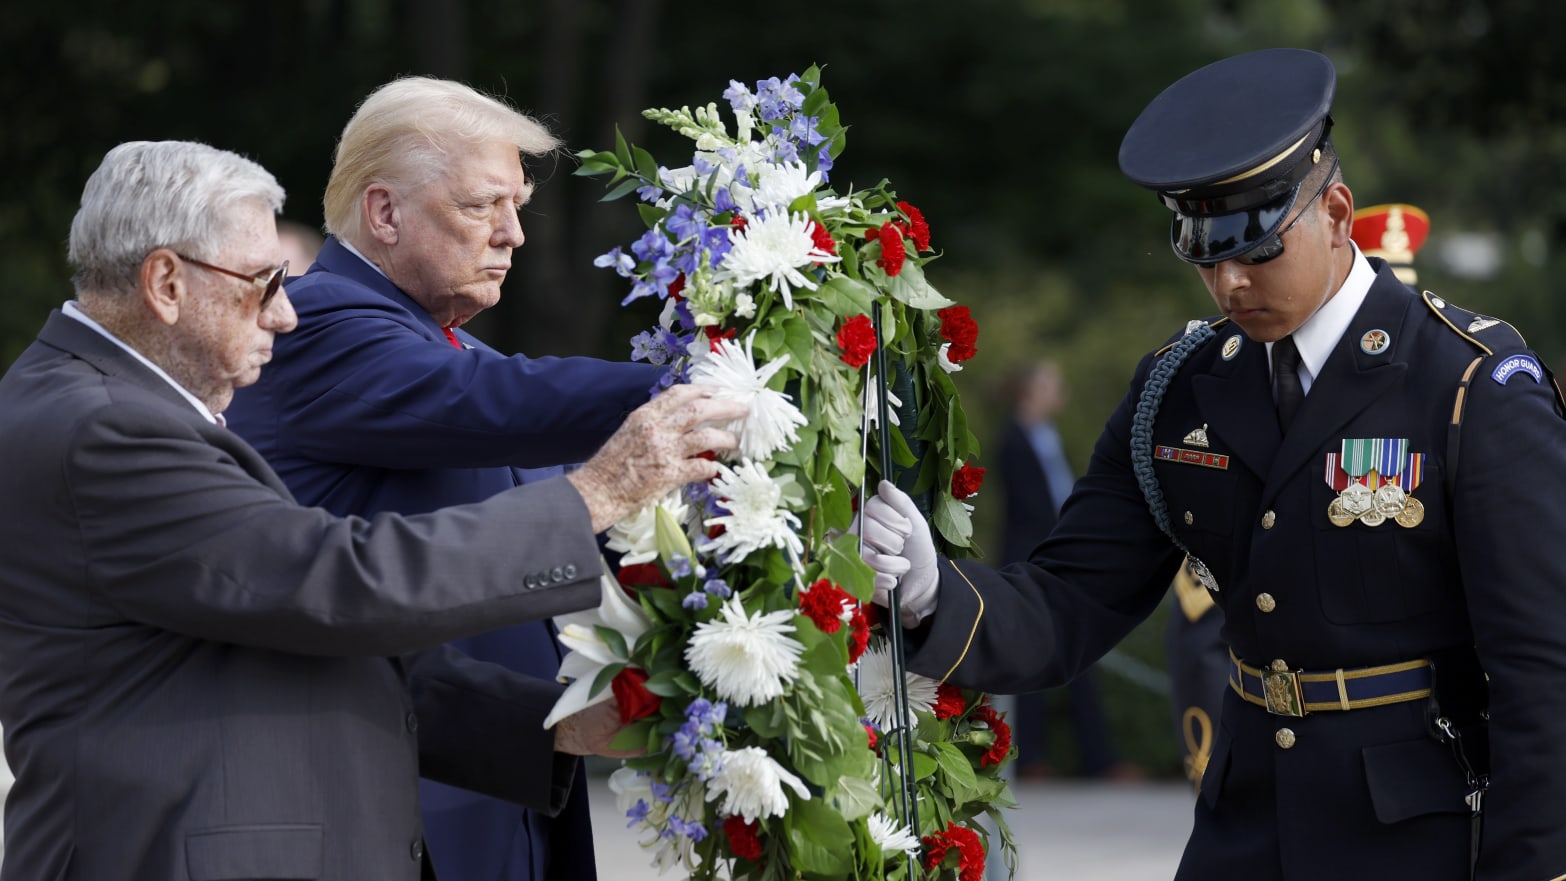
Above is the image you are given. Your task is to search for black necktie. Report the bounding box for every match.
[1272,335,1304,431]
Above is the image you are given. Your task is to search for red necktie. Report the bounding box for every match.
[442,328,462,349]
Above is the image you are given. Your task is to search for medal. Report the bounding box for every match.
[1325,440,1426,528]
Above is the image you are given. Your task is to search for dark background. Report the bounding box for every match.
[5,0,1563,774]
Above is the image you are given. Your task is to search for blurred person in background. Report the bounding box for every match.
[225,76,662,881]
[999,358,1143,782]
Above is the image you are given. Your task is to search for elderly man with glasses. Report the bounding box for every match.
[0,139,742,881]
[858,48,1566,881]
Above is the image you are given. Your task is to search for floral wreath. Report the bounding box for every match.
[545,67,1016,880]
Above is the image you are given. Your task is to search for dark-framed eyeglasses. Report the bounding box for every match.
[1197,157,1339,269]
[176,253,288,310]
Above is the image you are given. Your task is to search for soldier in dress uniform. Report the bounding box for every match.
[858,48,1566,881]
[1164,201,1437,792]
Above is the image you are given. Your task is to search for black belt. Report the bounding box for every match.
[1228,650,1433,718]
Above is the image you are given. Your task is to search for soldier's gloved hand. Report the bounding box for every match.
[855,480,939,626]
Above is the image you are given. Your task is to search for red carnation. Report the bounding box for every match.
[668,273,686,300]
[808,220,838,261]
[897,200,932,251]
[974,703,1013,767]
[933,683,968,720]
[950,463,987,500]
[610,667,662,724]
[730,216,748,232]
[618,563,670,589]
[799,579,854,634]
[938,305,979,363]
[864,723,879,752]
[874,222,907,276]
[846,604,871,664]
[704,324,738,352]
[835,314,877,369]
[723,815,764,861]
[923,822,985,881]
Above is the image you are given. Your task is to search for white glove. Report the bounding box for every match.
[856,480,939,626]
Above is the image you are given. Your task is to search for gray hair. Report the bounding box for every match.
[323,76,561,242]
[68,141,285,294]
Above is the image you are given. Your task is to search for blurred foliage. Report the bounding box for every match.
[5,0,1564,773]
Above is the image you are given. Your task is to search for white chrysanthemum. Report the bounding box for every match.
[684,595,804,706]
[751,161,823,214]
[867,812,921,857]
[605,491,690,565]
[688,334,806,461]
[862,374,902,428]
[703,460,805,564]
[543,572,653,728]
[719,211,839,310]
[705,746,811,822]
[855,640,940,731]
[937,342,964,373]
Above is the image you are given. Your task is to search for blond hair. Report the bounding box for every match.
[322,77,560,242]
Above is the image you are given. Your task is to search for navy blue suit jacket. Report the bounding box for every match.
[227,237,661,881]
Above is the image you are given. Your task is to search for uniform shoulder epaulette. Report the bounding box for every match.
[1154,316,1231,358]
[1421,290,1529,356]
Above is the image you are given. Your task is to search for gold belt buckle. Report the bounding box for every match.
[1262,659,1306,717]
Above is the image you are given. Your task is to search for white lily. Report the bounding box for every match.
[543,571,654,728]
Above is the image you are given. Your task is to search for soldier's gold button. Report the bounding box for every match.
[1261,510,1276,529]
[1256,593,1277,613]
[1184,511,1194,526]
[1275,728,1297,749]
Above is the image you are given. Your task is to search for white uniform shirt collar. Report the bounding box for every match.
[1266,243,1377,394]
[62,300,221,425]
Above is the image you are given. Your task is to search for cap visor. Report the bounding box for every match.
[1172,192,1294,264]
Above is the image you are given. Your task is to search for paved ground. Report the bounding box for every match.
[589,775,1194,881]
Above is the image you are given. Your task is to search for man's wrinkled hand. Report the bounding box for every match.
[567,384,748,532]
[552,699,644,759]
[855,480,939,626]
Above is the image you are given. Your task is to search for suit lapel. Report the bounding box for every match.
[38,311,199,414]
[1262,272,1413,501]
[1191,327,1279,480]
[314,237,452,343]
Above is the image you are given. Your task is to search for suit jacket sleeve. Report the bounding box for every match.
[906,355,1182,690]
[69,396,604,657]
[1449,353,1566,878]
[408,644,578,814]
[260,273,661,470]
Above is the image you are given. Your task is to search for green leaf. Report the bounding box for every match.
[781,317,814,376]
[886,262,954,310]
[609,719,654,754]
[911,751,939,781]
[632,145,660,182]
[786,798,855,875]
[589,661,625,699]
[831,439,865,494]
[636,202,667,229]
[603,177,643,202]
[831,774,881,822]
[931,740,979,793]
[593,625,629,660]
[749,698,789,739]
[823,531,875,602]
[655,505,695,563]
[933,492,975,548]
[640,668,689,697]
[815,276,879,318]
[613,127,633,168]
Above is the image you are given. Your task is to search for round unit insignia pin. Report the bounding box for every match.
[1222,336,1242,360]
[1361,329,1391,354]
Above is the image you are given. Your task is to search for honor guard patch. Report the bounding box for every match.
[1156,445,1230,470]
[1492,354,1543,385]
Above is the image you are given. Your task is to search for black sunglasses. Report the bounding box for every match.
[176,253,288,310]
[1198,157,1339,270]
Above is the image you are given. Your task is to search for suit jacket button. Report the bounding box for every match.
[405,711,418,733]
[1275,728,1297,749]
[524,574,537,589]
[550,566,564,583]
[563,563,577,579]
[411,839,425,861]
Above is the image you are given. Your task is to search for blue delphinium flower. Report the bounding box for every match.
[703,578,733,600]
